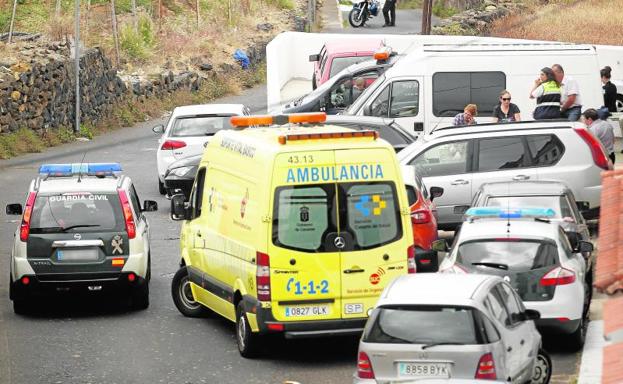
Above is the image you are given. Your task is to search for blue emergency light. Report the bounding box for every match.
[465,207,556,219]
[39,163,122,177]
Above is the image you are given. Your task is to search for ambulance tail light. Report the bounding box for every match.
[117,189,136,239]
[19,192,37,242]
[161,140,187,150]
[407,245,417,274]
[256,251,271,301]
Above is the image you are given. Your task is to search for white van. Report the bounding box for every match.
[342,43,603,135]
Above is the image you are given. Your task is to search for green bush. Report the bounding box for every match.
[119,16,155,61]
[0,9,11,32]
[268,0,294,10]
[432,0,458,18]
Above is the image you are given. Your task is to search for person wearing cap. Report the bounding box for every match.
[582,108,615,164]
[552,64,582,121]
[530,67,561,120]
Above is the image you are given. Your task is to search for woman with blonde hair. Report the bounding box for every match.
[453,104,478,126]
[493,90,521,123]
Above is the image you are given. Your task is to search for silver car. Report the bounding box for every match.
[397,121,611,230]
[354,274,551,384]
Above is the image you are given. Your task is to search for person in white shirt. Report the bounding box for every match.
[582,108,615,164]
[553,64,582,121]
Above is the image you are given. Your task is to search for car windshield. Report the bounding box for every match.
[30,193,124,233]
[363,305,479,344]
[330,56,373,78]
[170,115,234,137]
[456,240,559,273]
[344,74,386,115]
[486,195,571,219]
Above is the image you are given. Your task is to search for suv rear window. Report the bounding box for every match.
[363,305,481,344]
[30,193,124,233]
[171,115,233,137]
[273,182,402,252]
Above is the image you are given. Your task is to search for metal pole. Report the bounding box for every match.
[74,0,81,133]
[8,0,18,44]
[421,0,432,35]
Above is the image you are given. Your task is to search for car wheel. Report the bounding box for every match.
[13,299,30,315]
[131,283,150,310]
[158,179,166,195]
[171,266,208,317]
[236,301,259,358]
[568,315,588,351]
[531,349,552,384]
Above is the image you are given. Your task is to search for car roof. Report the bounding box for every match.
[478,180,571,196]
[171,104,245,117]
[36,176,124,194]
[322,38,384,53]
[325,115,396,127]
[378,274,499,306]
[427,120,584,140]
[459,218,561,241]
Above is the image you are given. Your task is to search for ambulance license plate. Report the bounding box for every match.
[285,305,329,317]
[398,362,450,378]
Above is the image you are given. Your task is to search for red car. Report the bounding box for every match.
[402,166,443,272]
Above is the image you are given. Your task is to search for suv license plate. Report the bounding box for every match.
[398,362,450,378]
[57,248,98,262]
[285,305,329,317]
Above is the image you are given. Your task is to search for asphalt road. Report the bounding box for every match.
[0,84,579,383]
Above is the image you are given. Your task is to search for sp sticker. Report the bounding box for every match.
[111,235,123,255]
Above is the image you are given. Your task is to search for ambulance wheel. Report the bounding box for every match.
[171,266,208,317]
[158,179,166,195]
[132,283,150,310]
[236,302,259,358]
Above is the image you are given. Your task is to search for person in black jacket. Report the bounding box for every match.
[601,66,618,113]
[382,0,397,27]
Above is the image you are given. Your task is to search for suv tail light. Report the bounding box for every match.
[407,245,417,274]
[440,264,468,274]
[19,192,37,241]
[574,127,612,170]
[357,351,375,379]
[161,140,187,150]
[475,352,496,380]
[540,266,576,286]
[411,209,432,224]
[256,251,271,301]
[117,189,136,239]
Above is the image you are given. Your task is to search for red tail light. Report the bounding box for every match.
[574,128,612,170]
[117,189,136,239]
[127,273,136,282]
[357,351,375,379]
[475,352,497,380]
[540,266,576,286]
[161,140,187,150]
[407,245,417,274]
[21,276,31,285]
[411,209,432,224]
[19,192,37,242]
[256,251,271,301]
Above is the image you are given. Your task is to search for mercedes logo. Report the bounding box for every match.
[73,233,82,240]
[334,236,345,249]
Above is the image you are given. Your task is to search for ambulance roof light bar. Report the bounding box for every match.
[230,112,327,128]
[278,130,379,145]
[39,163,123,178]
[374,46,394,61]
[465,207,556,220]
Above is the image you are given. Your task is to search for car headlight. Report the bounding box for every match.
[167,166,197,178]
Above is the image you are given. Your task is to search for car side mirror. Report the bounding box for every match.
[577,240,594,254]
[309,54,320,62]
[523,309,541,321]
[363,104,372,116]
[152,124,165,134]
[5,203,23,215]
[143,200,158,212]
[170,194,190,221]
[431,239,448,253]
[429,186,444,202]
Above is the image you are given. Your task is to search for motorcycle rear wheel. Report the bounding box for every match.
[348,8,367,27]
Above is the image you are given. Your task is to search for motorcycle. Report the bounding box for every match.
[348,0,381,28]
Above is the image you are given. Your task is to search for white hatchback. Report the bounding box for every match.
[153,104,250,194]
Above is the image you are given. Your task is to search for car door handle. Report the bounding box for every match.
[507,346,512,352]
[450,179,469,185]
[512,174,530,181]
[520,339,525,346]
[343,268,365,274]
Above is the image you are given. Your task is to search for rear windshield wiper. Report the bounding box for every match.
[422,341,468,350]
[61,224,100,231]
[470,262,509,270]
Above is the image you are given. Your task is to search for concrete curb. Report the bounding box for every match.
[578,320,608,384]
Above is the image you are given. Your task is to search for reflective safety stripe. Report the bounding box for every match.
[536,81,561,109]
[537,102,561,106]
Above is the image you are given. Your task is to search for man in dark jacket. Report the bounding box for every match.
[383,0,397,27]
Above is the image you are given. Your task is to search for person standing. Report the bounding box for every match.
[601,66,618,113]
[493,90,521,123]
[583,108,615,164]
[552,64,582,121]
[453,104,478,126]
[530,67,561,120]
[382,0,397,27]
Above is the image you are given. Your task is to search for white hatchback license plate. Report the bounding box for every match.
[57,248,98,262]
[398,362,450,378]
[285,305,329,317]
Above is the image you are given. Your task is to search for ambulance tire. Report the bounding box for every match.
[236,302,259,358]
[171,266,208,317]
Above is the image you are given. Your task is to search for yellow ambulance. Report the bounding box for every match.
[169,112,415,357]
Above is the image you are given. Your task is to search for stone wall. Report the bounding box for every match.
[432,0,523,35]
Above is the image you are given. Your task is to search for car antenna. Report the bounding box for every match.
[77,151,87,183]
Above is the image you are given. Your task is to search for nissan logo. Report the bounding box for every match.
[73,233,82,240]
[334,236,345,249]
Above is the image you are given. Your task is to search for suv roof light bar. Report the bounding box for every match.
[465,207,556,220]
[39,163,123,178]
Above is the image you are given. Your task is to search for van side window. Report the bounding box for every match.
[526,134,565,166]
[191,168,206,218]
[390,80,419,117]
[432,72,506,117]
[476,137,527,172]
[410,140,469,177]
[368,85,390,117]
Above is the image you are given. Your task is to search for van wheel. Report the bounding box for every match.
[171,267,207,317]
[531,349,552,384]
[13,299,29,315]
[131,283,150,310]
[158,179,166,195]
[236,302,259,358]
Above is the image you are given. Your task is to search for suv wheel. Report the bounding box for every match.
[236,302,259,358]
[531,349,552,384]
[171,266,208,317]
[132,282,150,310]
[13,299,29,315]
[158,179,166,195]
